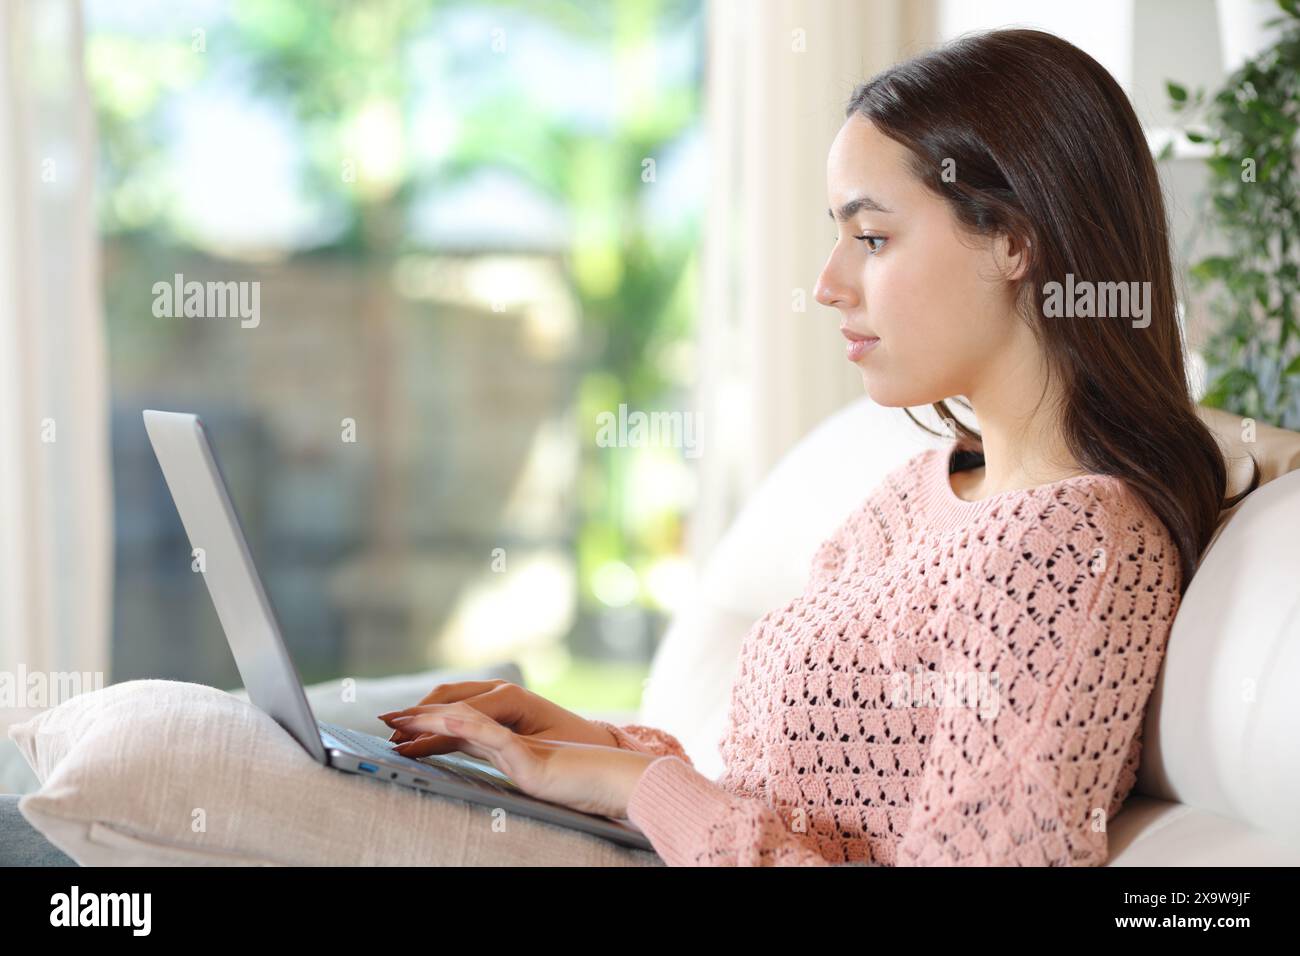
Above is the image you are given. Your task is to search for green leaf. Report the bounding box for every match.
[1208,155,1237,177]
[1202,366,1259,408]
[1190,256,1234,282]
[1167,80,1188,103]
[1285,353,1300,377]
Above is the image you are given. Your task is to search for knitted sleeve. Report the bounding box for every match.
[625,756,836,866]
[587,720,694,766]
[893,494,1182,866]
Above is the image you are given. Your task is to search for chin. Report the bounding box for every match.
[859,374,937,409]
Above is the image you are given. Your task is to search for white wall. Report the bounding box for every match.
[940,0,1138,92]
[938,0,1228,130]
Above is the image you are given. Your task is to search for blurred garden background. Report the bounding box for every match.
[90,0,706,712]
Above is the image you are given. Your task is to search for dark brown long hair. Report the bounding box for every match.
[845,28,1258,594]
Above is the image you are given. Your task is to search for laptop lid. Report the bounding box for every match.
[142,409,327,763]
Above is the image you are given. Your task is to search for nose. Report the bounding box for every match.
[814,253,858,311]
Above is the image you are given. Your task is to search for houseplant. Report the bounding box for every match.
[1165,0,1300,429]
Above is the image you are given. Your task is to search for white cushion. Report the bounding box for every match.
[1136,467,1300,837]
[7,677,657,866]
[1108,795,1300,865]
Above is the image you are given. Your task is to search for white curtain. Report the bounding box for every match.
[688,0,937,566]
[0,0,111,723]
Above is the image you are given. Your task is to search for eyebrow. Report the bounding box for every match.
[828,194,894,221]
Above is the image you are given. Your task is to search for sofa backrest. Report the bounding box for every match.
[1136,407,1300,835]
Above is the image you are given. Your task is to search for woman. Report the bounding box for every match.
[377,27,1262,868]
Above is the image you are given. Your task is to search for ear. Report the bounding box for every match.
[996,231,1032,283]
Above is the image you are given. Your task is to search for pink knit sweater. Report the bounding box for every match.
[591,442,1183,866]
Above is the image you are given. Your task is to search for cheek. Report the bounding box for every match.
[868,246,979,355]
[857,241,1005,403]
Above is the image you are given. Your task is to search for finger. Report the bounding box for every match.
[387,721,433,741]
[394,728,472,760]
[387,723,424,743]
[397,721,537,795]
[386,715,470,752]
[390,706,488,757]
[416,678,512,708]
[375,680,509,722]
[395,731,500,770]
[393,710,513,763]
[380,685,520,726]
[391,732,441,759]
[380,685,524,731]
[388,700,495,752]
[389,712,455,739]
[391,731,465,754]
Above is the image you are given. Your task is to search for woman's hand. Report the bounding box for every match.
[378,679,618,751]
[381,702,659,819]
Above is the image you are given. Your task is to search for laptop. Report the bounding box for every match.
[142,409,653,852]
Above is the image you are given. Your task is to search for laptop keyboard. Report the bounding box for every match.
[318,721,522,794]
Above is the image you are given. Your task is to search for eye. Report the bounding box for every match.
[854,235,887,255]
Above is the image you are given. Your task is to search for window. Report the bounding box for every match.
[89,0,705,713]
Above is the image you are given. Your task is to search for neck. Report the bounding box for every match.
[959,362,1086,496]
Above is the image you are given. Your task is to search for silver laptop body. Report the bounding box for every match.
[142,409,653,853]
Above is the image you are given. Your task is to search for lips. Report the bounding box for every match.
[840,326,880,362]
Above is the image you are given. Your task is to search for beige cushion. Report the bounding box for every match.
[1197,405,1300,490]
[7,679,660,866]
[1196,405,1300,547]
[0,661,527,798]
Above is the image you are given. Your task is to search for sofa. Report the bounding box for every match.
[6,396,1300,864]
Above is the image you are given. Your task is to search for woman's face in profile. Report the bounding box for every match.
[815,114,1030,409]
